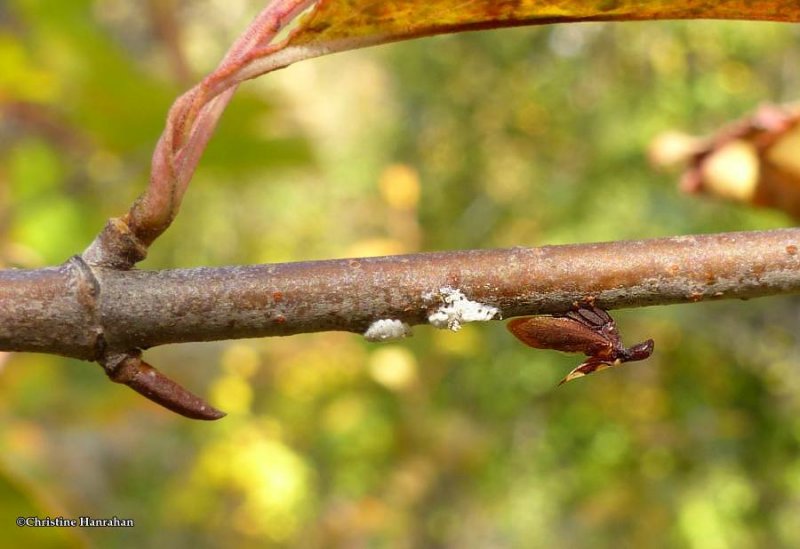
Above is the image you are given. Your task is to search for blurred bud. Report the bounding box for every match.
[653,103,800,218]
[700,140,759,203]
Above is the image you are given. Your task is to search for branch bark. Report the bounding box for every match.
[3,228,799,359]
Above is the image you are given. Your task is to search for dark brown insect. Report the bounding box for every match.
[507,305,654,385]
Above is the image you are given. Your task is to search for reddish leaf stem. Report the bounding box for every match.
[83,0,318,268]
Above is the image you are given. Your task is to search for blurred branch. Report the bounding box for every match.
[3,228,800,360]
[1,101,91,156]
[147,0,193,86]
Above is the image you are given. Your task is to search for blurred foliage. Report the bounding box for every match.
[2,0,800,547]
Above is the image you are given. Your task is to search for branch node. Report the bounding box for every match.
[82,217,148,269]
[66,255,105,360]
[102,351,225,421]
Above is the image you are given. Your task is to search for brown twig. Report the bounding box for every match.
[4,228,800,360]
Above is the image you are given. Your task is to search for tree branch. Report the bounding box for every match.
[3,228,799,359]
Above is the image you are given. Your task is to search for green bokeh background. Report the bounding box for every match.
[2,1,800,547]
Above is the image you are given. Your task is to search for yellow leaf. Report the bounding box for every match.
[289,0,800,49]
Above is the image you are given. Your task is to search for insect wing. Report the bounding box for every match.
[507,316,613,356]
